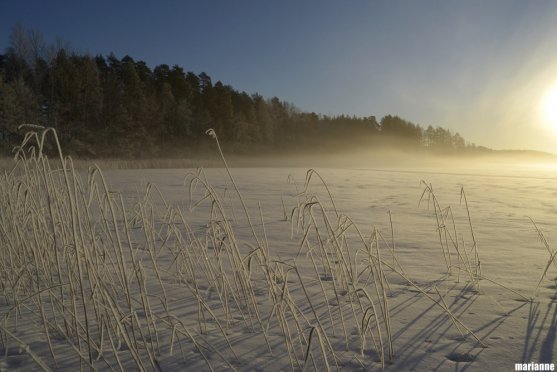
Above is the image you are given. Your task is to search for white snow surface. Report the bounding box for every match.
[2,164,556,371]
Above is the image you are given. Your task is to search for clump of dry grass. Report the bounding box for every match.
[419,181,481,289]
[529,219,557,297]
[0,125,500,371]
[418,180,531,303]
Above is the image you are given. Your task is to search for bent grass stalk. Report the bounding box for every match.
[529,218,557,297]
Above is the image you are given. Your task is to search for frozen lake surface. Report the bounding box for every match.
[2,163,556,371]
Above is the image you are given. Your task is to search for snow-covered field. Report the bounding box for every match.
[1,159,556,371]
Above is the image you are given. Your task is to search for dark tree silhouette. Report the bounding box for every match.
[0,24,478,158]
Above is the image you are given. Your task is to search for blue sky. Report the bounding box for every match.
[3,1,557,152]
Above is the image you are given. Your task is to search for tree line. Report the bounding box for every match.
[0,25,482,158]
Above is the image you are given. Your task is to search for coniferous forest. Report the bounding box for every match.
[0,25,477,158]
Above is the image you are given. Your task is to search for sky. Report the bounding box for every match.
[2,1,557,153]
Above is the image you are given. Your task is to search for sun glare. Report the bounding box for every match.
[541,83,557,131]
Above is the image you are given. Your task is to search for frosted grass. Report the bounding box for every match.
[0,127,555,371]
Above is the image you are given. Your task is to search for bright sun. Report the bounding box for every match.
[541,84,557,131]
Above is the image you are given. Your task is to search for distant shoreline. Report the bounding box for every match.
[2,147,555,171]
